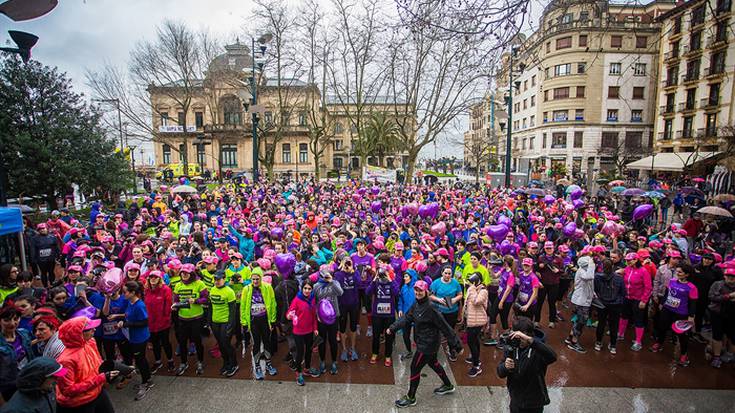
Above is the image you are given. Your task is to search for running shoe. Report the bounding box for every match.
[350,348,359,361]
[483,338,498,346]
[254,365,264,380]
[225,365,240,377]
[370,354,378,364]
[548,322,555,329]
[721,352,734,363]
[384,358,392,367]
[134,381,155,401]
[366,326,373,337]
[567,342,586,354]
[400,351,413,361]
[630,342,642,352]
[340,349,349,362]
[464,357,473,364]
[330,362,338,375]
[608,345,617,355]
[195,362,204,376]
[556,313,565,322]
[468,366,482,377]
[307,367,321,378]
[151,361,163,375]
[649,343,663,353]
[433,384,455,395]
[395,395,416,408]
[361,307,367,315]
[448,352,457,362]
[616,335,625,343]
[265,362,277,376]
[288,359,297,371]
[563,337,573,346]
[219,366,227,376]
[692,333,707,344]
[296,373,305,386]
[594,342,602,352]
[175,363,189,376]
[711,356,722,368]
[678,355,690,367]
[167,360,176,372]
[319,361,326,375]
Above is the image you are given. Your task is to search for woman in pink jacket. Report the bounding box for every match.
[617,253,653,351]
[143,271,174,373]
[287,281,319,386]
[463,273,488,378]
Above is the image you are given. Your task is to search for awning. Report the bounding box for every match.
[0,207,23,236]
[626,152,720,172]
[520,154,542,160]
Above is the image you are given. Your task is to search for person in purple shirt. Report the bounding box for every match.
[350,239,376,337]
[366,267,399,367]
[333,257,361,361]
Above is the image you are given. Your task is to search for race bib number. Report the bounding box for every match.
[39,248,52,258]
[665,296,681,309]
[518,292,529,304]
[376,302,391,315]
[103,322,119,335]
[251,303,266,314]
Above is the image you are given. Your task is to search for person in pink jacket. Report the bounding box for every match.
[287,281,319,386]
[143,271,174,373]
[463,274,488,378]
[617,253,653,351]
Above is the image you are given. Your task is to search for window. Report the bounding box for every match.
[298,112,307,126]
[716,20,728,42]
[682,116,694,138]
[543,112,548,122]
[160,112,169,126]
[546,42,551,53]
[553,87,570,99]
[690,31,702,51]
[281,143,292,163]
[609,62,621,75]
[574,131,583,148]
[607,109,619,122]
[542,133,547,148]
[666,66,679,86]
[575,109,584,120]
[162,144,171,164]
[281,113,290,126]
[632,87,645,99]
[531,75,536,86]
[709,83,721,106]
[333,156,344,169]
[601,132,618,148]
[611,35,623,48]
[178,143,186,162]
[264,111,273,125]
[692,5,705,26]
[577,62,586,74]
[576,86,585,98]
[670,41,680,58]
[554,63,571,76]
[195,111,203,128]
[685,88,696,110]
[522,138,527,150]
[334,140,343,151]
[531,95,536,107]
[299,143,308,163]
[706,113,718,135]
[196,144,205,165]
[635,36,647,48]
[221,144,238,167]
[559,13,573,24]
[552,132,567,148]
[523,99,527,109]
[524,80,528,91]
[673,16,682,34]
[625,132,642,148]
[717,0,732,14]
[522,118,527,129]
[530,115,535,127]
[177,111,185,126]
[633,63,646,76]
[579,35,588,47]
[666,93,676,112]
[685,59,700,81]
[334,122,343,134]
[663,119,673,140]
[544,90,549,101]
[608,86,620,99]
[710,51,726,75]
[553,110,568,121]
[556,36,572,49]
[580,11,589,21]
[631,110,643,122]
[529,137,535,149]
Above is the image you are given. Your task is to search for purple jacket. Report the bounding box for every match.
[333,270,360,309]
[366,278,399,318]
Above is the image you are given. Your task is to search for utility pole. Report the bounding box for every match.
[251,37,260,183]
[504,50,514,188]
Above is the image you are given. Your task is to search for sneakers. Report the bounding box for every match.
[692,333,707,344]
[224,365,240,377]
[483,338,498,346]
[711,356,722,368]
[330,362,338,375]
[296,373,305,386]
[167,360,176,372]
[630,342,642,352]
[265,362,277,376]
[151,361,163,375]
[678,355,690,367]
[175,363,189,376]
[134,381,154,401]
[384,358,393,367]
[608,344,617,355]
[319,361,327,374]
[370,354,378,364]
[594,342,602,352]
[563,337,573,346]
[616,335,625,343]
[567,342,586,354]
[350,348,359,361]
[307,367,321,378]
[548,322,555,329]
[341,349,349,362]
[195,362,204,376]
[287,359,297,371]
[254,365,264,380]
[468,366,482,377]
[433,384,455,395]
[464,357,474,364]
[400,351,413,361]
[395,395,417,408]
[448,351,457,362]
[366,326,373,337]
[649,343,663,353]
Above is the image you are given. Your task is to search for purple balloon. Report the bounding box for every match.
[318,299,336,325]
[71,306,97,320]
[370,200,382,213]
[633,204,654,221]
[400,206,409,218]
[274,253,296,277]
[418,205,431,219]
[486,224,509,242]
[497,215,512,228]
[570,188,584,200]
[428,202,440,218]
[543,195,556,204]
[563,222,577,237]
[407,203,419,216]
[572,199,585,210]
[500,240,513,255]
[358,187,367,196]
[573,229,585,239]
[371,186,380,196]
[270,227,284,239]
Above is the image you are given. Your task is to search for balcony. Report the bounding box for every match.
[679,102,696,112]
[705,127,718,137]
[701,96,720,109]
[658,132,672,141]
[158,125,197,133]
[551,144,567,149]
[203,123,247,132]
[706,64,726,77]
[662,78,678,88]
[676,129,694,139]
[707,35,728,48]
[681,71,699,83]
[664,51,680,62]
[606,116,619,122]
[660,105,675,115]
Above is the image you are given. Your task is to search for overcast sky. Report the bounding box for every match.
[2,0,548,160]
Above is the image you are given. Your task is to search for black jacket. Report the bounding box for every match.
[497,338,557,410]
[30,235,59,264]
[389,297,461,354]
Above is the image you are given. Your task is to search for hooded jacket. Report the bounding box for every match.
[594,270,625,306]
[464,284,489,327]
[144,283,173,333]
[397,270,418,314]
[55,317,106,408]
[571,256,596,307]
[0,328,34,394]
[240,282,277,329]
[389,296,462,355]
[313,278,344,321]
[0,357,60,413]
[288,293,318,335]
[497,338,557,410]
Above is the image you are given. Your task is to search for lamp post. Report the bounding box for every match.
[249,33,272,182]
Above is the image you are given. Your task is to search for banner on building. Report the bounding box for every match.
[363,165,397,183]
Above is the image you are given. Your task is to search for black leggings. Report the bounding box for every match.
[149,328,173,362]
[176,317,204,363]
[515,303,537,322]
[535,284,559,323]
[407,351,450,398]
[339,306,359,333]
[38,261,55,287]
[595,304,621,346]
[57,389,115,413]
[250,316,272,359]
[293,332,314,373]
[402,323,413,352]
[656,309,689,355]
[467,326,482,366]
[318,321,339,363]
[358,289,372,314]
[492,299,512,330]
[371,316,395,357]
[212,322,237,369]
[621,298,646,328]
[101,339,130,365]
[121,341,151,384]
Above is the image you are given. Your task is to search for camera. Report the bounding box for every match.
[498,331,521,356]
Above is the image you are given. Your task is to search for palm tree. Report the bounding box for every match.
[353,112,402,168]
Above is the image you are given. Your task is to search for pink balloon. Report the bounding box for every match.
[600,220,617,236]
[431,222,446,236]
[95,267,123,295]
[407,203,419,216]
[573,229,585,239]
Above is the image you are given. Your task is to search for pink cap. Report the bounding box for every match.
[544,241,554,249]
[203,256,218,265]
[83,318,101,331]
[636,249,650,259]
[394,242,404,251]
[724,268,735,276]
[558,245,570,253]
[625,252,638,261]
[167,259,182,270]
[67,265,83,273]
[527,241,538,249]
[434,248,449,257]
[125,262,141,272]
[180,263,196,273]
[413,280,429,291]
[147,270,163,278]
[101,235,115,243]
[257,258,271,269]
[677,229,688,236]
[36,223,47,230]
[522,258,534,266]
[49,365,69,378]
[231,252,243,260]
[667,250,682,258]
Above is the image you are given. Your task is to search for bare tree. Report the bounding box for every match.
[455,129,495,185]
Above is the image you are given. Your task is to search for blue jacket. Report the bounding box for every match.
[398,269,418,314]
[228,224,255,262]
[0,328,35,393]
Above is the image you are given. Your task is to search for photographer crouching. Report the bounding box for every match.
[497,317,557,413]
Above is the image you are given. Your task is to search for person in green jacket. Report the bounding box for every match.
[199,256,219,290]
[240,273,277,380]
[209,271,238,377]
[461,253,491,287]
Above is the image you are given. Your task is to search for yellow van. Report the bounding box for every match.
[156,163,202,179]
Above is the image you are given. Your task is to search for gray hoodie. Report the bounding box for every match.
[313,278,344,319]
[571,256,596,307]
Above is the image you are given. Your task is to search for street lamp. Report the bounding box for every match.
[92,98,125,150]
[248,33,272,182]
[503,46,525,188]
[0,30,38,63]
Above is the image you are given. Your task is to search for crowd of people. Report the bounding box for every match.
[0,176,734,411]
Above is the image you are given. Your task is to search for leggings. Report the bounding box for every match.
[407,351,450,399]
[402,323,413,352]
[621,299,646,328]
[339,306,359,333]
[492,299,513,330]
[102,339,130,365]
[37,261,56,287]
[466,326,482,366]
[595,304,621,346]
[535,283,559,323]
[656,309,689,355]
[121,341,151,384]
[57,389,115,413]
[371,316,395,357]
[149,328,173,362]
[318,321,339,363]
[293,332,314,373]
[212,322,237,369]
[358,289,372,313]
[694,295,710,333]
[176,317,204,363]
[250,316,272,359]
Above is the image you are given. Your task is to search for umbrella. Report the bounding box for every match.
[609,180,625,186]
[697,206,733,218]
[524,188,546,196]
[643,191,665,199]
[621,188,645,197]
[7,204,35,213]
[172,185,197,194]
[595,178,610,184]
[528,179,543,187]
[679,186,704,197]
[557,178,571,186]
[692,177,705,183]
[611,186,626,193]
[713,193,735,202]
[565,184,581,194]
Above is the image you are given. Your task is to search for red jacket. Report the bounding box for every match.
[56,317,106,408]
[288,295,318,335]
[144,284,173,333]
